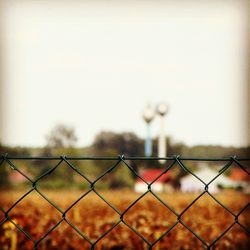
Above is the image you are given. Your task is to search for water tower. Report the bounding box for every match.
[142,104,155,157]
[157,103,168,163]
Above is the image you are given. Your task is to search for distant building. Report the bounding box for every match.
[229,168,250,182]
[135,169,173,193]
[180,168,238,193]
[229,168,250,193]
[9,171,28,183]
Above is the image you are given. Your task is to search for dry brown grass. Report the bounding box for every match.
[0,189,249,249]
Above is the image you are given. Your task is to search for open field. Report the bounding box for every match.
[0,189,249,249]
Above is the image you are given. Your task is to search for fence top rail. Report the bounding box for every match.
[1,155,250,161]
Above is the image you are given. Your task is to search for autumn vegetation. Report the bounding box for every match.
[1,189,249,250]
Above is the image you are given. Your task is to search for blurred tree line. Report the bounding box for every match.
[0,124,249,189]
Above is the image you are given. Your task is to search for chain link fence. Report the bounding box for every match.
[0,155,249,249]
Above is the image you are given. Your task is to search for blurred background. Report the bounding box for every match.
[0,0,249,191]
[0,0,249,186]
[0,0,249,149]
[0,2,249,249]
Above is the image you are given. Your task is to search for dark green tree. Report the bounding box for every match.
[92,131,143,156]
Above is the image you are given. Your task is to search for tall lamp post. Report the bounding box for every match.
[157,103,168,163]
[143,104,155,157]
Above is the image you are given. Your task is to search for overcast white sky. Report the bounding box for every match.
[0,0,249,148]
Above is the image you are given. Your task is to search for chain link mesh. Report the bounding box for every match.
[0,155,249,249]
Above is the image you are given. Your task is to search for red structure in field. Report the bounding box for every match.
[134,169,172,193]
